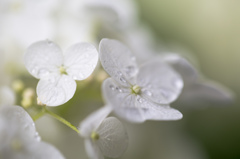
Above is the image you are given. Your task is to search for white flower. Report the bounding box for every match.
[0,86,15,106]
[162,54,234,107]
[0,105,65,159]
[99,39,183,123]
[81,0,138,30]
[24,40,98,106]
[79,106,128,159]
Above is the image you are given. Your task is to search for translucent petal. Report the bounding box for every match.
[137,59,183,104]
[96,117,128,158]
[37,74,76,106]
[24,141,65,159]
[84,139,104,159]
[102,78,182,122]
[24,40,63,79]
[0,86,15,105]
[178,81,234,106]
[79,106,112,138]
[0,106,65,159]
[82,0,137,28]
[0,106,36,138]
[135,96,183,121]
[162,54,199,83]
[63,42,99,80]
[99,39,138,87]
[0,106,36,156]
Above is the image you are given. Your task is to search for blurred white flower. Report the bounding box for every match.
[0,86,15,106]
[79,106,128,159]
[81,0,138,29]
[162,54,234,107]
[0,105,65,159]
[100,39,183,123]
[24,40,98,106]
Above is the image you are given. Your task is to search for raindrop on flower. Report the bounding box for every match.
[109,85,115,90]
[120,77,126,83]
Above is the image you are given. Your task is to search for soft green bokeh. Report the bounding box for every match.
[137,0,240,158]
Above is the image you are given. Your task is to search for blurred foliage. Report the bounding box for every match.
[137,0,240,158]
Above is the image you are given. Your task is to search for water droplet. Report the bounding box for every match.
[144,90,152,97]
[117,71,123,76]
[120,77,126,83]
[109,85,115,90]
[137,97,144,103]
[116,87,123,93]
[47,40,53,46]
[31,68,36,74]
[173,78,183,88]
[34,132,41,142]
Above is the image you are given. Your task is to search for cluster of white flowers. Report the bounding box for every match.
[0,0,234,159]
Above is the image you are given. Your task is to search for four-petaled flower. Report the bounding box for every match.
[79,106,128,159]
[0,105,65,159]
[100,39,183,123]
[24,40,98,106]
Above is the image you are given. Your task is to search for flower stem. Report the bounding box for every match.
[33,108,46,121]
[44,108,80,134]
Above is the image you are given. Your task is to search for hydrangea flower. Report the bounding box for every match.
[24,40,98,106]
[0,105,65,159]
[79,106,128,159]
[99,39,183,123]
[162,54,234,107]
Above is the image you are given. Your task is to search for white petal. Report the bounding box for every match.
[0,105,36,137]
[79,106,112,138]
[162,54,199,83]
[96,117,128,158]
[0,106,65,159]
[63,42,98,80]
[84,139,104,159]
[0,86,15,105]
[99,39,138,87]
[135,96,183,121]
[24,40,63,79]
[37,75,76,106]
[102,78,182,122]
[24,141,65,159]
[179,81,234,106]
[137,59,183,104]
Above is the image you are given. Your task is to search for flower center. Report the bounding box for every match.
[59,66,67,75]
[131,85,141,95]
[91,131,100,141]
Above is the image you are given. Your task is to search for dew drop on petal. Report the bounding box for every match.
[137,97,145,103]
[117,71,123,76]
[109,85,115,91]
[116,87,123,93]
[172,78,183,89]
[144,90,152,97]
[120,77,126,83]
[34,132,41,142]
